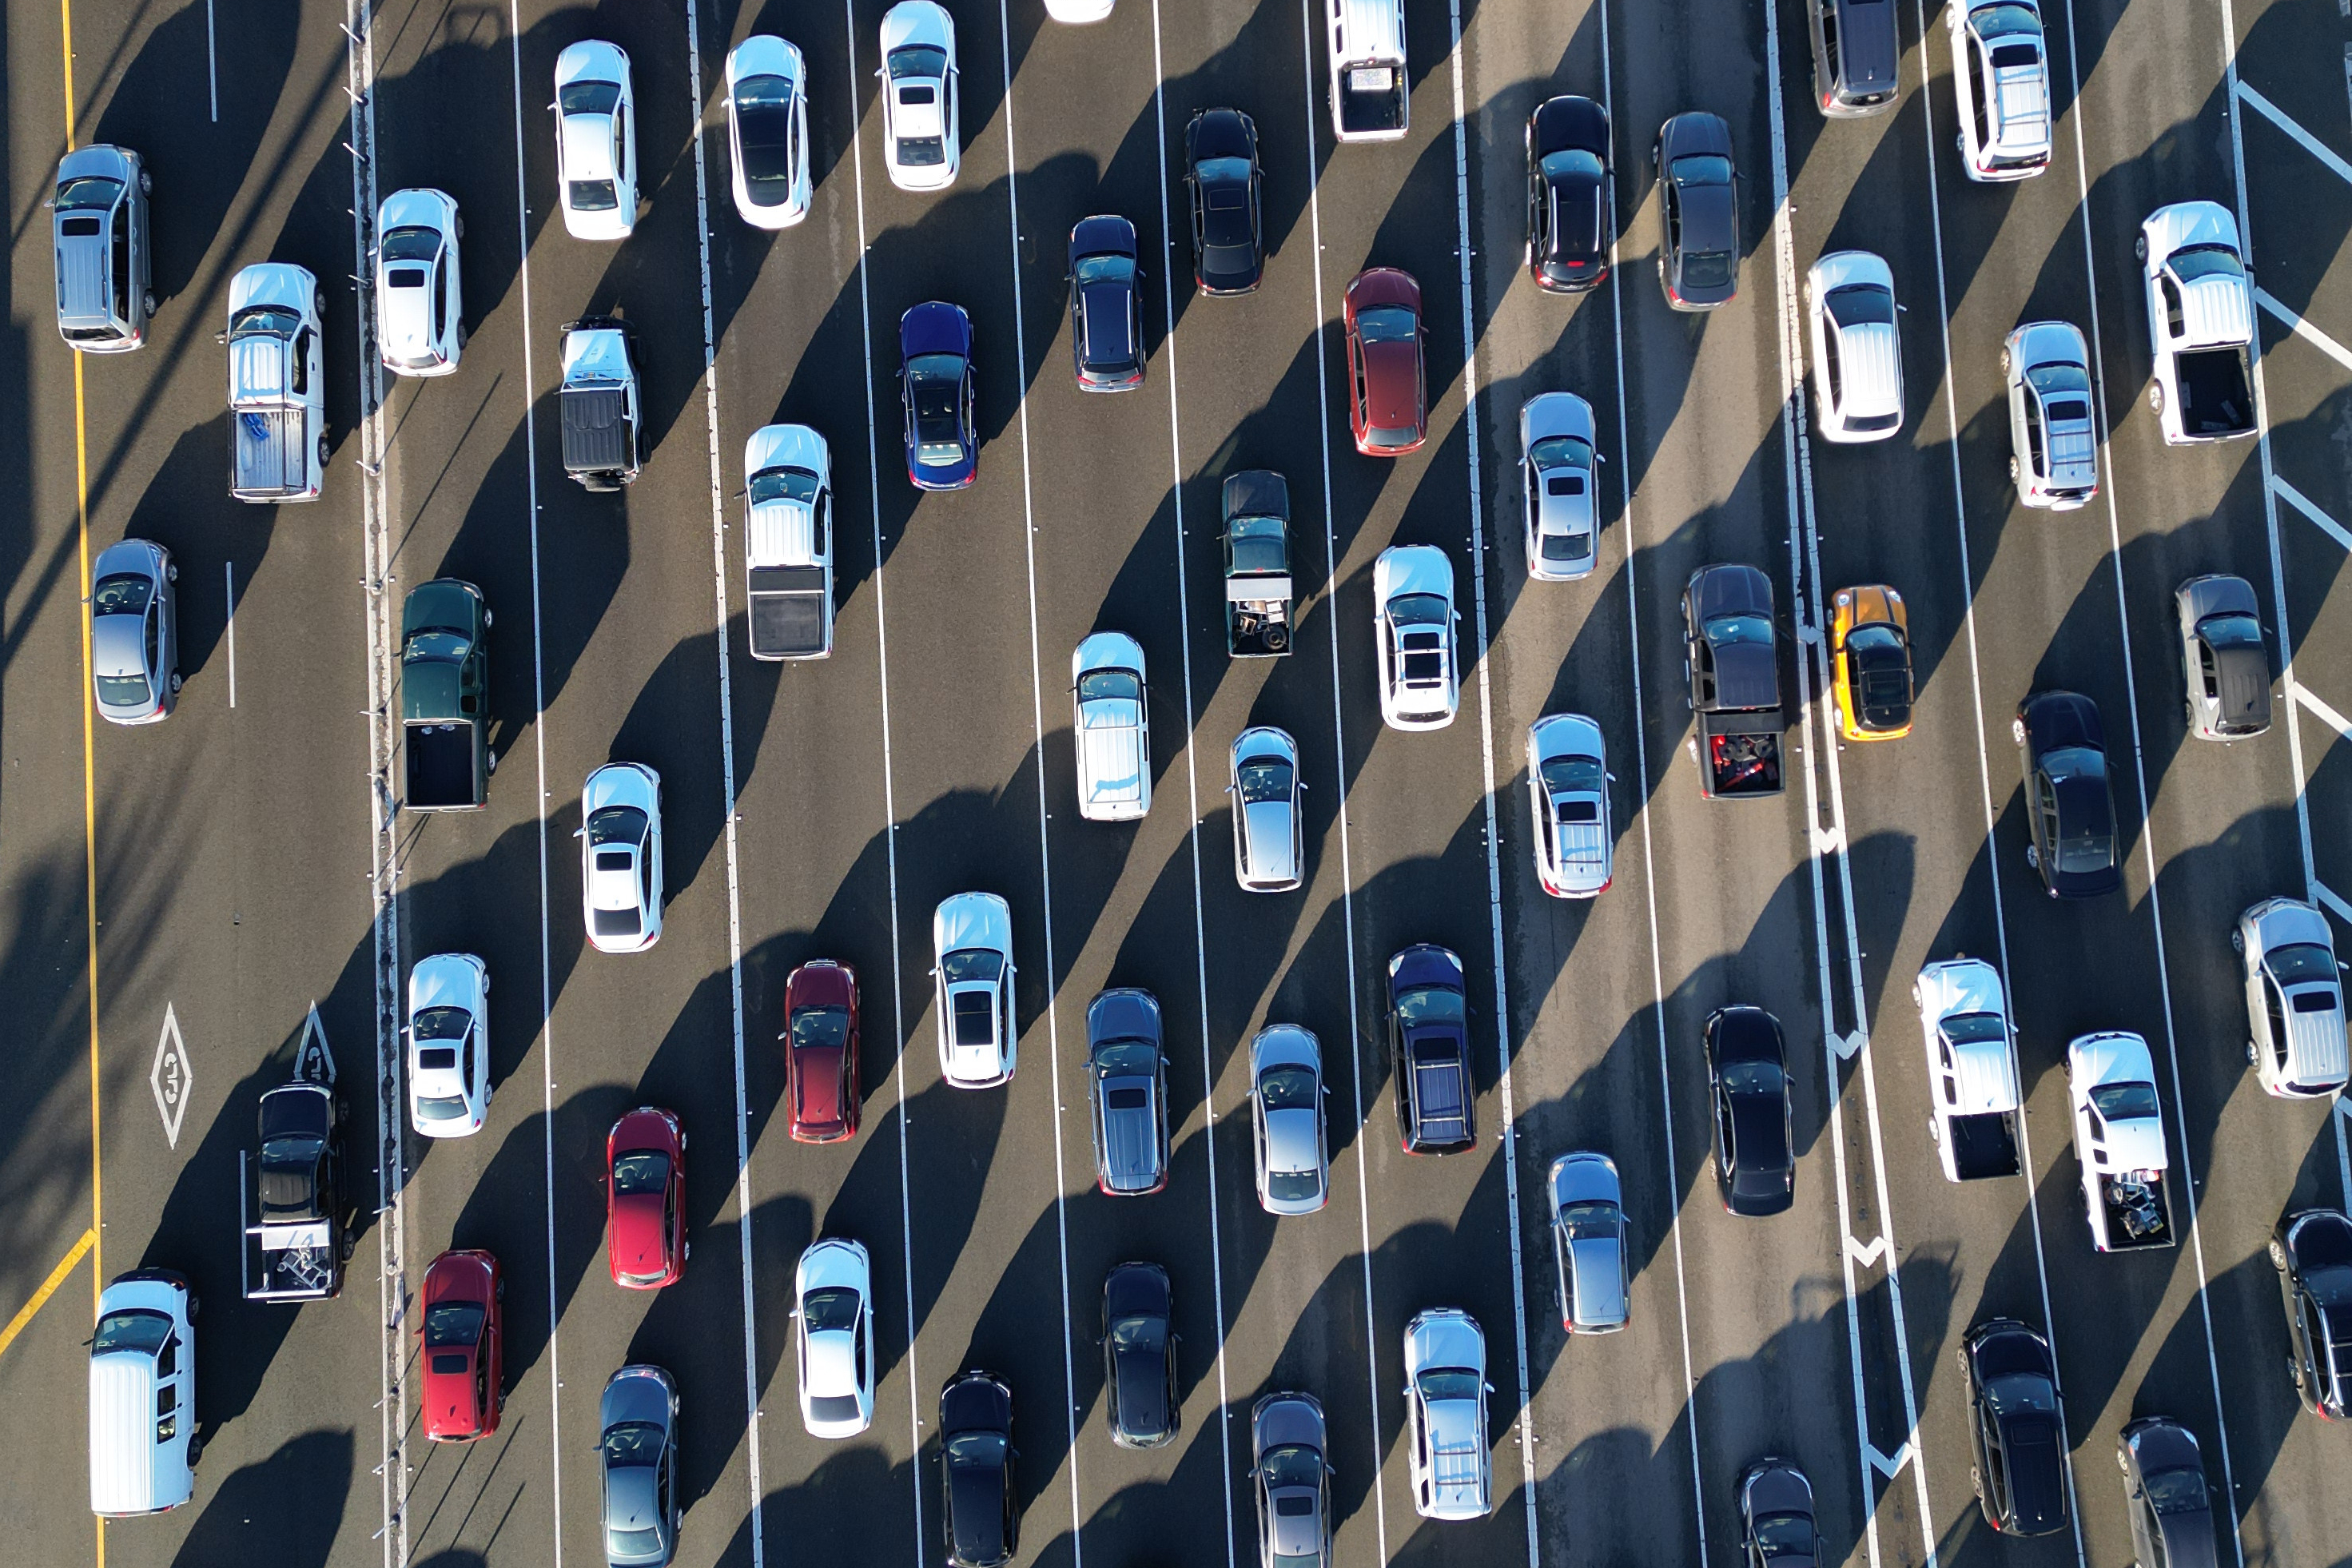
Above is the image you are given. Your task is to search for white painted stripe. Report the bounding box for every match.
[223,560,236,709]
[2291,683,2352,740]
[2235,82,2352,188]
[2272,475,2352,554]
[2315,879,2352,927]
[677,5,764,1562]
[2257,288,2352,373]
[1291,0,1382,1556]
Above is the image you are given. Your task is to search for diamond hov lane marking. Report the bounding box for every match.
[295,1002,335,1087]
[150,1005,192,1148]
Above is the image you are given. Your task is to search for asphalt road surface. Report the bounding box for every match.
[2,1,2349,1567]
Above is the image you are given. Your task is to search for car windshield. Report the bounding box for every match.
[908,353,966,455]
[559,80,620,114]
[1261,1443,1323,1490]
[1108,1313,1167,1351]
[2025,360,2090,398]
[1540,149,1604,182]
[2169,244,2244,283]
[1236,758,1292,804]
[1848,624,1903,657]
[1826,283,1896,328]
[791,1004,850,1052]
[231,304,300,339]
[1195,154,1252,187]
[889,45,947,81]
[603,1420,664,1467]
[734,75,798,187]
[1228,515,1287,572]
[945,1430,1007,1467]
[611,1148,670,1196]
[2268,943,2338,985]
[1396,985,1465,1027]
[1540,755,1603,794]
[1720,1059,1784,1095]
[1705,613,1773,647]
[2143,1465,2207,1515]
[91,1308,172,1357]
[802,1284,861,1333]
[425,1299,486,1349]
[90,573,151,615]
[1389,592,1448,627]
[1259,1064,1316,1110]
[1267,1171,1322,1202]
[1530,436,1592,472]
[1672,153,1733,186]
[1984,1371,2058,1414]
[1355,304,1416,344]
[1557,1200,1618,1240]
[2087,1080,2158,1121]
[939,948,1003,984]
[2197,613,2262,649]
[587,805,648,848]
[1941,1011,2007,1047]
[54,174,122,211]
[749,466,821,506]
[1079,668,1141,702]
[380,225,440,265]
[404,631,468,663]
[2042,745,2106,785]
[1073,253,1133,287]
[1753,1514,1815,1558]
[412,1005,472,1043]
[1094,1038,1159,1079]
[1415,1368,1480,1401]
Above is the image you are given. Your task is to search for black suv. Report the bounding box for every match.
[2014,690,2123,900]
[2118,1416,2219,1568]
[941,1371,1017,1568]
[1805,0,1898,117]
[1068,215,1144,392]
[1963,1319,2068,1536]
[1388,945,1474,1155]
[1102,1262,1180,1449]
[2273,1208,2352,1419]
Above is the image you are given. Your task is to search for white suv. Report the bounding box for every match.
[1948,0,2052,182]
[1806,250,1904,443]
[2235,898,2350,1099]
[1372,545,1459,730]
[1072,633,1150,822]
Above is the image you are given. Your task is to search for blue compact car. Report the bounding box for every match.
[901,300,977,490]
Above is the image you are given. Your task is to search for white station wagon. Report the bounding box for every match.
[1072,632,1150,822]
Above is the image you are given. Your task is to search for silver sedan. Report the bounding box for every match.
[1519,392,1600,582]
[90,537,179,725]
[1249,1025,1327,1214]
[1229,726,1303,892]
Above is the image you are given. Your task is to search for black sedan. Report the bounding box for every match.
[2118,1416,2218,1568]
[1526,95,1611,293]
[1101,1261,1179,1449]
[1069,214,1144,392]
[1705,1005,1792,1216]
[1737,1458,1821,1568]
[1963,1319,2067,1536]
[941,1371,1017,1568]
[1185,108,1264,294]
[2014,690,2123,898]
[2272,1208,2352,1419]
[1388,945,1474,1155]
[1655,111,1739,309]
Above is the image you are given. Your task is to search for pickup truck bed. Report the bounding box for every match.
[1226,574,1292,656]
[1336,64,1408,137]
[1946,1110,2022,1181]
[1700,710,1784,798]
[2091,1170,2174,1251]
[748,564,828,659]
[2173,346,2254,440]
[405,722,479,810]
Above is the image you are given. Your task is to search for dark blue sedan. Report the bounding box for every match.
[901,300,976,490]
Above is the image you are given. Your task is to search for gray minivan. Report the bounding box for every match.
[51,145,153,352]
[1805,0,1899,117]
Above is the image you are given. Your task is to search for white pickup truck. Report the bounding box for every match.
[2138,201,2257,445]
[1912,958,2024,1182]
[224,263,326,503]
[741,424,834,660]
[2066,1031,2175,1252]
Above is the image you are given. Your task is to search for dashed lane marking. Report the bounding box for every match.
[0,1229,98,1362]
[2291,683,2352,741]
[2257,288,2352,374]
[2235,81,2352,188]
[2274,475,2352,553]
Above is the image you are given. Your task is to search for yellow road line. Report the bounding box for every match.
[0,1228,96,1361]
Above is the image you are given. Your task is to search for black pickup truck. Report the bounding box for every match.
[1220,470,1294,657]
[400,579,491,810]
[241,1080,351,1302]
[1684,563,1785,800]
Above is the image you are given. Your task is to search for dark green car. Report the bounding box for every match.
[400,578,492,810]
[1222,470,1293,657]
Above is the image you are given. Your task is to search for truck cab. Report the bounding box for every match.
[1683,563,1785,799]
[223,263,326,503]
[2066,1031,2174,1252]
[1327,0,1409,143]
[400,579,493,810]
[2139,202,2257,445]
[742,424,834,661]
[242,1081,351,1301]
[559,316,643,490]
[1221,470,1293,656]
[1912,957,2023,1181]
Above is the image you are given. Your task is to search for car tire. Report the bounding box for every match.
[2149,381,2164,416]
[1999,346,2012,377]
[317,434,331,466]
[2134,233,2148,261]
[2008,455,2020,485]
[2231,927,2246,954]
[169,673,183,694]
[485,750,497,774]
[1969,1464,1982,1498]
[313,287,326,319]
[188,1294,199,1320]
[187,1435,204,1466]
[496,1275,507,1301]
[2271,1238,2290,1272]
[2116,1444,2131,1474]
[138,167,152,194]
[2011,717,2026,746]
[455,212,466,240]
[2024,844,2040,870]
[683,1240,693,1261]
[142,291,157,318]
[2247,1038,2258,1065]
[165,561,177,581]
[679,1130,688,1151]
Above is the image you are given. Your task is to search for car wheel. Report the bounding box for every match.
[2148,381,2164,416]
[2270,1238,2290,1272]
[1999,347,2012,377]
[2008,455,2020,485]
[142,291,157,318]
[313,286,327,319]
[2024,844,2040,870]
[2230,927,2246,954]
[137,167,152,194]
[187,1435,204,1466]
[317,434,331,466]
[165,561,177,581]
[482,607,493,627]
[455,212,466,240]
[1969,1464,1982,1498]
[679,1130,688,1151]
[188,1294,199,1320]
[2246,1038,2258,1065]
[2134,233,2148,261]
[2010,717,2026,746]
[683,1240,693,1261]
[169,673,183,694]
[457,321,470,350]
[2115,1444,2131,1474]
[485,750,497,774]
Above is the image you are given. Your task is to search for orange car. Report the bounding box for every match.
[1831,585,1914,740]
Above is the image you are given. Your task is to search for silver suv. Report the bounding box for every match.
[2175,574,2270,740]
[51,145,153,352]
[2002,321,2097,510]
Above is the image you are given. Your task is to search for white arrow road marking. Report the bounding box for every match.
[1845,1235,1889,1269]
[1864,1442,1913,1481]
[150,1005,193,1148]
[296,1002,336,1086]
[1831,1029,1869,1061]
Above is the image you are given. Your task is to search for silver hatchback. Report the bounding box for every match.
[1250,1025,1327,1215]
[2003,320,2098,510]
[1230,726,1303,891]
[1547,1152,1628,1333]
[51,145,153,352]
[90,539,179,725]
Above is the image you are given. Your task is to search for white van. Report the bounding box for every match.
[1328,0,1409,144]
[89,1271,198,1516]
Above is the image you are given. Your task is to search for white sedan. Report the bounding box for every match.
[880,2,960,193]
[408,953,490,1137]
[1373,544,1459,730]
[1520,392,1599,581]
[1072,632,1149,822]
[726,35,810,229]
[375,188,463,376]
[580,763,664,953]
[1526,714,1610,897]
[933,893,1015,1086]
[554,41,637,241]
[794,1238,875,1438]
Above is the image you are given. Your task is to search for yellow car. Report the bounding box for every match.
[1831,585,1913,740]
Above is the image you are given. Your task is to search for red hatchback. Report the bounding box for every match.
[1344,268,1427,456]
[783,960,862,1144]
[607,1107,687,1289]
[420,1249,503,1443]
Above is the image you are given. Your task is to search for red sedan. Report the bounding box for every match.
[784,960,862,1144]
[1344,268,1427,456]
[607,1106,687,1289]
[419,1248,503,1443]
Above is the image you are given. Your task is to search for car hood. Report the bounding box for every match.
[901,301,970,360]
[1689,563,1771,621]
[1744,1464,1813,1518]
[746,422,826,476]
[601,1368,671,1428]
[1374,545,1453,603]
[90,615,145,681]
[1404,1309,1482,1373]
[1520,391,1594,445]
[1548,1153,1619,1207]
[1531,95,1609,156]
[1088,989,1160,1043]
[2024,690,2103,751]
[933,893,1010,957]
[1254,1395,1324,1452]
[1390,945,1462,993]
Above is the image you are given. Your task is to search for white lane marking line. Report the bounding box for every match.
[2256,288,2352,373]
[2274,475,2352,554]
[989,4,1083,1556]
[838,8,925,1561]
[224,559,236,708]
[1291,1,1381,1557]
[205,0,217,121]
[1595,4,1706,1559]
[1439,2,1535,1557]
[1140,7,1237,1565]
[679,4,766,1560]
[2291,683,2352,739]
[2235,81,2352,188]
[503,0,563,1556]
[149,1003,192,1147]
[2320,881,2352,925]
